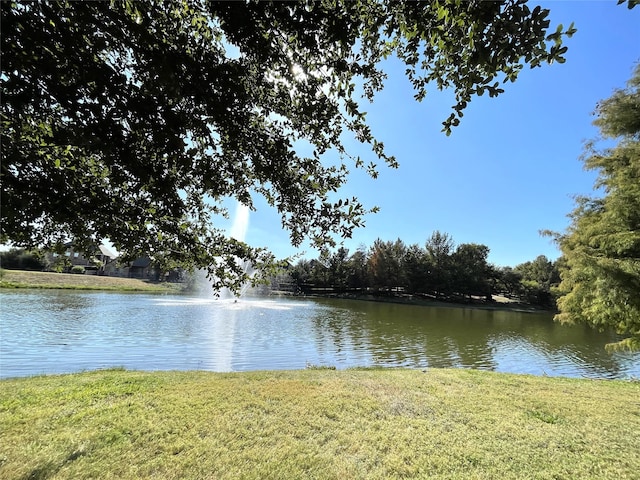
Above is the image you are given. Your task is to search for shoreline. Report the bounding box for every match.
[0,269,183,293]
[1,269,555,313]
[273,290,556,314]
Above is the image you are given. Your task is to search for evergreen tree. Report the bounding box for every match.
[552,65,640,351]
[328,247,350,292]
[451,243,492,300]
[424,231,455,297]
[404,243,429,295]
[368,239,407,291]
[346,246,370,291]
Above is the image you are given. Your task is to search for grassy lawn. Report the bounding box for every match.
[1,368,638,479]
[0,270,184,293]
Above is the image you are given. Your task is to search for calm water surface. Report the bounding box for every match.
[1,290,638,379]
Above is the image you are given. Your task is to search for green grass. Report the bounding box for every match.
[1,368,638,479]
[0,269,184,293]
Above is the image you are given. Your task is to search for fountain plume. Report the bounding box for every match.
[205,201,254,300]
[229,203,250,242]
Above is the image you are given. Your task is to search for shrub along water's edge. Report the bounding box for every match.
[297,290,556,313]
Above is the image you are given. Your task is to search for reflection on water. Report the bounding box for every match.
[0,290,638,379]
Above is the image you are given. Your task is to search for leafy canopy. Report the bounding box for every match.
[2,0,576,291]
[551,64,640,351]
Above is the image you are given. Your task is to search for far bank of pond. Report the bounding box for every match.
[2,269,554,314]
[1,368,638,480]
[0,269,183,293]
[288,290,554,314]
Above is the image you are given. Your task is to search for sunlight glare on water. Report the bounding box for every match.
[152,297,304,311]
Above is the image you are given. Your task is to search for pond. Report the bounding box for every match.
[1,290,638,379]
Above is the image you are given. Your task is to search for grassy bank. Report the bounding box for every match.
[303,292,553,313]
[0,269,184,293]
[1,368,638,479]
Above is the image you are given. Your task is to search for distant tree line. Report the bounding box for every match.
[0,247,100,273]
[283,231,560,308]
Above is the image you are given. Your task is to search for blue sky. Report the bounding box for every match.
[230,1,639,267]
